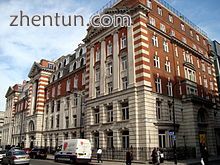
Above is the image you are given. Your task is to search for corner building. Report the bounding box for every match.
[84,0,220,159]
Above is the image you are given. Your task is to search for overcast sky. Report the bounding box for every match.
[0,0,219,111]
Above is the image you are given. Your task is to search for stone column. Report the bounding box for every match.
[113,130,120,148]
[113,32,120,92]
[100,40,106,95]
[99,131,105,148]
[89,47,95,98]
[127,26,136,87]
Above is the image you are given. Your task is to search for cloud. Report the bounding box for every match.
[0,0,106,111]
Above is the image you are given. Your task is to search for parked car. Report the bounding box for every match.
[0,150,6,162]
[29,148,47,159]
[2,150,30,165]
[23,148,32,154]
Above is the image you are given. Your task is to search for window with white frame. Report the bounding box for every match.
[155,77,162,93]
[121,102,129,120]
[157,6,163,16]
[107,42,113,55]
[122,130,129,149]
[163,39,169,52]
[167,80,173,96]
[106,62,113,76]
[122,77,128,90]
[168,14,173,23]
[96,49,101,62]
[94,109,100,124]
[199,75,202,85]
[57,83,61,96]
[107,132,113,148]
[121,33,127,49]
[190,30,193,37]
[94,133,99,149]
[174,45,178,57]
[147,0,152,8]
[181,23,185,31]
[196,34,200,41]
[82,71,86,85]
[182,37,187,43]
[156,100,162,120]
[202,63,206,72]
[184,67,196,82]
[152,35,159,47]
[204,78,208,88]
[159,130,166,148]
[66,79,70,92]
[160,23,166,32]
[65,116,69,129]
[95,67,100,81]
[203,39,206,46]
[74,76,78,88]
[107,105,113,123]
[121,56,128,71]
[210,80,214,90]
[73,93,78,106]
[208,66,211,75]
[154,55,160,68]
[168,103,172,121]
[171,30,175,36]
[108,82,113,94]
[165,60,171,72]
[177,65,180,76]
[56,114,60,128]
[197,58,200,68]
[96,86,100,97]
[73,115,77,127]
[149,16,155,26]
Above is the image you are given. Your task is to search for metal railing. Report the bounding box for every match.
[156,0,207,37]
[91,0,122,17]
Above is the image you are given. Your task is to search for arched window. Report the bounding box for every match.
[52,75,56,82]
[122,130,129,149]
[79,48,83,56]
[64,59,67,66]
[57,72,61,79]
[58,63,62,69]
[80,58,84,67]
[29,120,35,132]
[73,62,77,70]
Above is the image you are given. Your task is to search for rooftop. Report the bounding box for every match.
[91,0,208,37]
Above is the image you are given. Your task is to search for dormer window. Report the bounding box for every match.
[48,63,53,69]
[58,63,62,69]
[157,6,162,16]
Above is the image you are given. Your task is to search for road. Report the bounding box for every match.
[30,159,220,165]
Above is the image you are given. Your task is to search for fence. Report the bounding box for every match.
[92,146,196,161]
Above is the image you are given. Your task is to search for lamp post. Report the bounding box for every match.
[172,80,185,165]
[73,89,85,139]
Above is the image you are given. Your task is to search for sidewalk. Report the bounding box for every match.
[46,154,220,165]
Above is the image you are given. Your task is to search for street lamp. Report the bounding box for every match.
[73,89,85,139]
[172,80,185,165]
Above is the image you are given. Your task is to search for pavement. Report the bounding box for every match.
[46,154,220,165]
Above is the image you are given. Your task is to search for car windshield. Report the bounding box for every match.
[13,151,26,155]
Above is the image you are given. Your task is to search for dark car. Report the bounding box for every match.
[29,148,47,159]
[0,150,6,162]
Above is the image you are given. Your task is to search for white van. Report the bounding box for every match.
[54,139,92,164]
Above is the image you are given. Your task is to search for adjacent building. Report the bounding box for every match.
[0,111,5,146]
[43,44,86,152]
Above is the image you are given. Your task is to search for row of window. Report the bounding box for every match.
[93,102,129,124]
[155,78,173,96]
[95,33,127,62]
[147,0,207,46]
[93,130,129,149]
